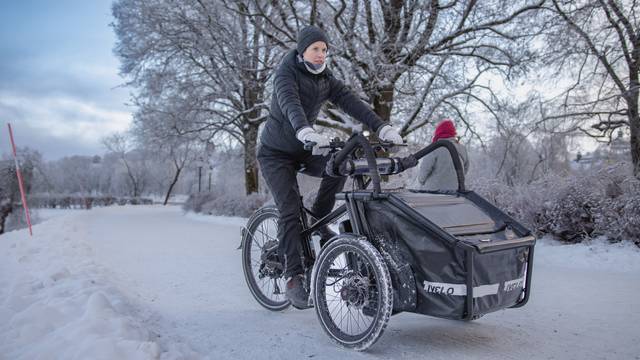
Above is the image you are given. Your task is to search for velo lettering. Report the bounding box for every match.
[426,284,455,295]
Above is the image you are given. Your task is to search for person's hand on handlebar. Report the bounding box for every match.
[296,127,330,155]
[377,125,403,145]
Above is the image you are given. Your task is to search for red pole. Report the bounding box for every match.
[7,123,33,236]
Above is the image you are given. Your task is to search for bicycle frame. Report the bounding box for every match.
[297,190,361,264]
[297,135,408,264]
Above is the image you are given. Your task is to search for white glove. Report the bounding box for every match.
[378,125,403,144]
[296,127,330,155]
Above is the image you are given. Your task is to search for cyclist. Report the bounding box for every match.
[257,25,403,309]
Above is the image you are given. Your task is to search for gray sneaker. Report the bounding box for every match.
[286,274,312,309]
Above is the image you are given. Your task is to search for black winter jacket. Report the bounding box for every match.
[260,50,385,154]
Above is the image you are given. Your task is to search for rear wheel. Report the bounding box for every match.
[312,235,393,350]
[242,206,290,311]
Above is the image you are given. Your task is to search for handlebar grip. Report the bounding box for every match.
[303,141,317,151]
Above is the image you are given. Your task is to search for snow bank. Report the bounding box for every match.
[2,207,639,359]
[535,236,640,273]
[0,210,192,360]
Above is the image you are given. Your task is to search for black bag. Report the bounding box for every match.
[362,191,534,319]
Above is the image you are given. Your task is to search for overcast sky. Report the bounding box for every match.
[0,0,131,160]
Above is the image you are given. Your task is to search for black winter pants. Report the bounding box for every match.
[257,145,346,278]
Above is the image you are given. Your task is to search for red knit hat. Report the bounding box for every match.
[432,119,457,143]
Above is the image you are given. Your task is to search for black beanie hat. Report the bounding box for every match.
[296,25,329,55]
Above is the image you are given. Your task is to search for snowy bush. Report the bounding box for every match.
[183,191,269,217]
[471,162,640,246]
[621,198,640,247]
[536,176,600,242]
[28,195,153,209]
[592,164,640,246]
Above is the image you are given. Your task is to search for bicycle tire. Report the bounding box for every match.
[312,235,393,350]
[242,205,290,311]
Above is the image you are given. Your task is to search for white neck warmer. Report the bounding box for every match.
[298,54,326,74]
[305,61,326,74]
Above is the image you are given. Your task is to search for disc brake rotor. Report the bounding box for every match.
[339,275,370,308]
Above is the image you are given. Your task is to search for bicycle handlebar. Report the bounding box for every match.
[325,134,466,193]
[322,134,379,194]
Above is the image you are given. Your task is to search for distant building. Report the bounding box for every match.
[572,130,631,170]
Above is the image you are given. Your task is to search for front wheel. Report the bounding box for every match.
[242,205,290,311]
[312,235,393,351]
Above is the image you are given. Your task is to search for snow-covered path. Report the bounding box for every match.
[2,205,640,359]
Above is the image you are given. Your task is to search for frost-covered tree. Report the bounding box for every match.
[112,0,280,194]
[131,109,202,204]
[45,156,101,195]
[0,149,34,234]
[112,0,550,194]
[102,132,152,197]
[538,0,640,177]
[0,160,16,234]
[240,0,545,139]
[468,92,573,185]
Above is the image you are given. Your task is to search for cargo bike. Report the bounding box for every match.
[241,133,535,350]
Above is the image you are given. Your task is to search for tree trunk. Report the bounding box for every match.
[241,65,263,195]
[122,158,139,197]
[243,123,260,195]
[0,203,11,235]
[163,166,182,205]
[371,83,395,122]
[626,51,640,178]
[628,95,640,179]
